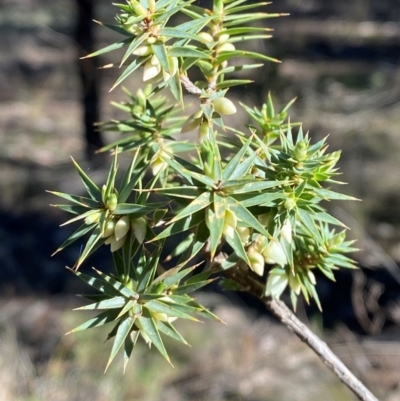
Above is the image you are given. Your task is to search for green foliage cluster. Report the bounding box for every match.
[49,0,356,370]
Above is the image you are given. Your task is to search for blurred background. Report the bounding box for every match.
[1,0,400,400]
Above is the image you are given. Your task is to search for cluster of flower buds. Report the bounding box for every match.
[141,52,179,83]
[247,236,287,277]
[181,96,237,139]
[246,218,293,276]
[85,213,147,252]
[83,209,147,252]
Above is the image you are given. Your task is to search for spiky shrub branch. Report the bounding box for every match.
[49,1,378,400]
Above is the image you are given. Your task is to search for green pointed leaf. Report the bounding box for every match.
[156,300,204,317]
[93,20,131,36]
[145,300,199,321]
[216,79,253,89]
[111,56,149,91]
[75,296,126,310]
[47,191,100,209]
[226,2,269,14]
[153,211,204,240]
[207,193,226,258]
[164,156,216,188]
[71,157,101,201]
[167,72,183,103]
[169,192,212,224]
[103,152,118,202]
[67,310,120,334]
[150,186,202,199]
[117,299,137,319]
[165,232,195,260]
[215,50,280,64]
[152,40,170,72]
[226,197,270,237]
[113,202,167,215]
[93,268,139,299]
[123,331,139,373]
[105,315,136,372]
[224,13,284,27]
[222,139,254,182]
[177,220,209,265]
[170,279,215,295]
[59,208,102,227]
[232,192,283,207]
[297,208,323,243]
[168,46,211,59]
[159,28,201,42]
[312,212,348,228]
[76,227,104,268]
[83,38,131,59]
[222,179,283,194]
[218,63,263,76]
[53,204,93,216]
[157,320,189,345]
[137,245,163,292]
[162,265,197,288]
[121,33,149,66]
[312,188,359,201]
[225,228,251,265]
[137,315,171,363]
[118,166,147,204]
[72,269,124,297]
[52,223,95,255]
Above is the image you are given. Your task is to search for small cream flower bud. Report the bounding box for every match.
[289,273,301,295]
[109,234,127,252]
[198,121,210,142]
[248,250,265,276]
[148,0,156,13]
[280,219,292,244]
[218,42,235,52]
[131,217,147,244]
[262,240,287,267]
[129,0,148,17]
[213,97,237,115]
[218,33,230,43]
[223,209,237,239]
[150,150,170,176]
[102,219,116,238]
[162,57,179,81]
[132,45,152,56]
[106,193,118,212]
[265,270,288,298]
[284,198,296,211]
[151,311,178,323]
[85,210,102,225]
[237,226,250,244]
[198,32,214,43]
[143,57,161,82]
[293,140,308,162]
[307,270,316,285]
[114,216,130,241]
[181,114,202,134]
[224,209,237,228]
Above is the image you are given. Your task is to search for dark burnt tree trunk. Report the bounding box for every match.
[75,0,104,161]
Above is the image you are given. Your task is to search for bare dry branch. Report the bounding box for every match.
[265,297,379,401]
[221,264,379,401]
